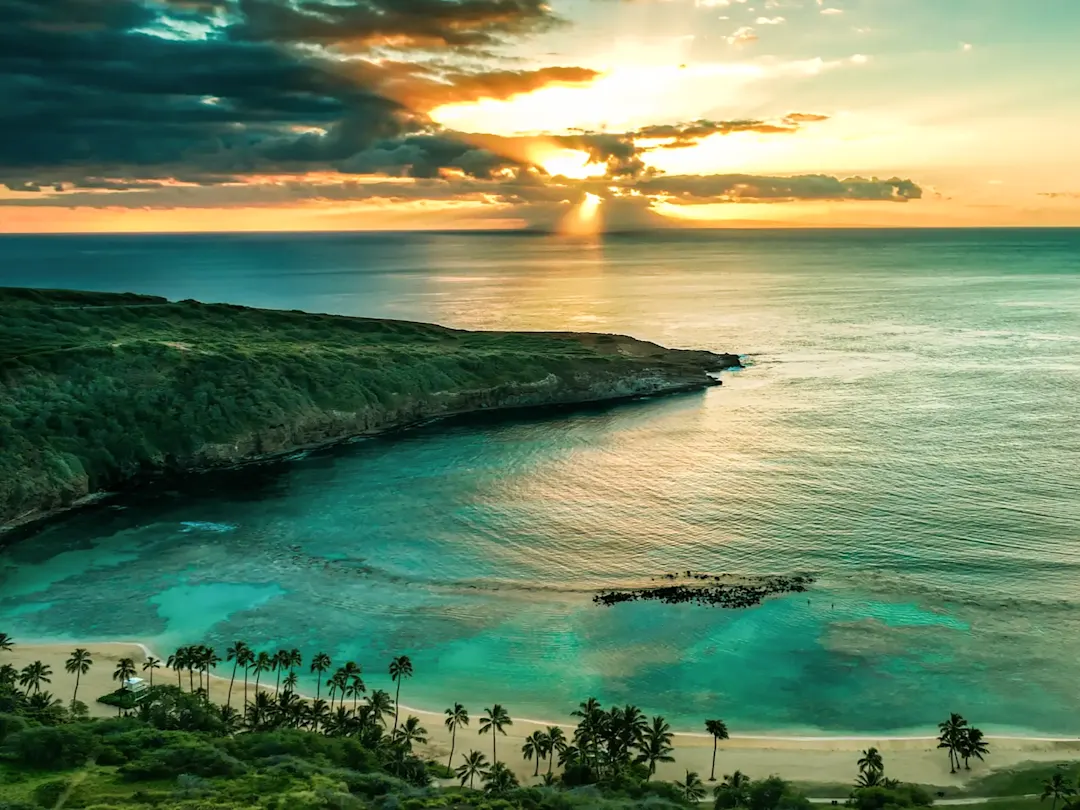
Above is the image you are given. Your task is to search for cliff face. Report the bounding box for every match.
[0,288,740,530]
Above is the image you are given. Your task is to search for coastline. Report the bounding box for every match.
[7,640,1080,787]
[0,378,725,540]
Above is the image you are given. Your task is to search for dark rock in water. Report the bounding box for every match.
[593,573,814,609]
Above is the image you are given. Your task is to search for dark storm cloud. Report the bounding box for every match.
[229,0,560,50]
[0,0,570,188]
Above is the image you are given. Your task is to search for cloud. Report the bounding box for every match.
[393,66,601,110]
[1037,192,1080,199]
[755,16,785,24]
[726,26,758,45]
[229,0,560,51]
[782,112,830,124]
[0,0,925,225]
[632,174,922,203]
[820,7,843,14]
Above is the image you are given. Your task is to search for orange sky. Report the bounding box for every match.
[2,0,1078,232]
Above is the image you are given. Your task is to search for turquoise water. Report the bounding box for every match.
[2,229,1079,735]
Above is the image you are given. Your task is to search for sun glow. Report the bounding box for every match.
[558,192,604,236]
[536,148,607,180]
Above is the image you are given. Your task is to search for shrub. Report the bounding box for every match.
[2,724,99,770]
[33,778,89,809]
[848,785,934,810]
[0,713,30,743]
[119,741,247,781]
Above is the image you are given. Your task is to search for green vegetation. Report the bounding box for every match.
[0,287,738,529]
[1,632,985,810]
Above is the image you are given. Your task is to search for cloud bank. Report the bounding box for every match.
[0,0,924,227]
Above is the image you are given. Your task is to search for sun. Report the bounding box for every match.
[536,148,608,180]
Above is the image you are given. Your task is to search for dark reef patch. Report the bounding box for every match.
[593,572,814,609]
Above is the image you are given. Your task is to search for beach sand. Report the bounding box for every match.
[6,642,1080,788]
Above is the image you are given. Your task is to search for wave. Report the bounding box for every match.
[179,521,238,533]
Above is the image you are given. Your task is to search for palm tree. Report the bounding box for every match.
[1041,773,1075,810]
[310,652,331,701]
[522,730,545,777]
[484,761,518,796]
[856,770,883,788]
[286,648,303,677]
[937,713,968,774]
[225,640,249,707]
[715,770,752,805]
[142,656,161,688]
[18,660,52,695]
[959,728,990,770]
[388,654,413,732]
[64,648,93,704]
[444,702,470,769]
[239,647,255,705]
[201,647,221,701]
[638,715,675,779]
[326,668,346,711]
[183,646,196,692]
[678,770,707,802]
[456,750,490,789]
[479,704,513,763]
[858,746,884,776]
[558,744,580,770]
[113,657,137,716]
[393,715,428,750]
[545,726,566,776]
[283,671,299,694]
[367,689,393,726]
[114,657,137,690]
[705,719,730,781]
[166,648,183,688]
[274,649,291,693]
[252,651,272,698]
[0,633,13,654]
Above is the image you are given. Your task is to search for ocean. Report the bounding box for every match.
[1,229,1079,735]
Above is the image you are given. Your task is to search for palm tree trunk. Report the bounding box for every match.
[710,738,717,781]
[73,672,80,704]
[188,668,194,693]
[205,668,210,702]
[447,728,456,769]
[316,675,321,701]
[243,669,249,705]
[176,668,182,688]
[547,753,553,777]
[493,733,497,764]
[534,757,539,777]
[275,669,281,694]
[227,660,238,706]
[393,681,401,732]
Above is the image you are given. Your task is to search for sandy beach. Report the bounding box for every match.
[5,642,1080,788]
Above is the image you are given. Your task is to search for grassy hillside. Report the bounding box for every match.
[0,288,739,529]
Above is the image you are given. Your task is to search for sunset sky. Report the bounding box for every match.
[2,0,1078,232]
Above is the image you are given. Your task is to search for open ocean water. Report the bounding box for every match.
[1,229,1079,735]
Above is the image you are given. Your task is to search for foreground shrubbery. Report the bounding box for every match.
[0,669,807,810]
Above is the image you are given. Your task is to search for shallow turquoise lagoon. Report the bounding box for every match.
[2,229,1079,734]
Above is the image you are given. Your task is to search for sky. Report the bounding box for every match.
[1,0,1078,232]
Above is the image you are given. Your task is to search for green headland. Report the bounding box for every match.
[0,287,739,531]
